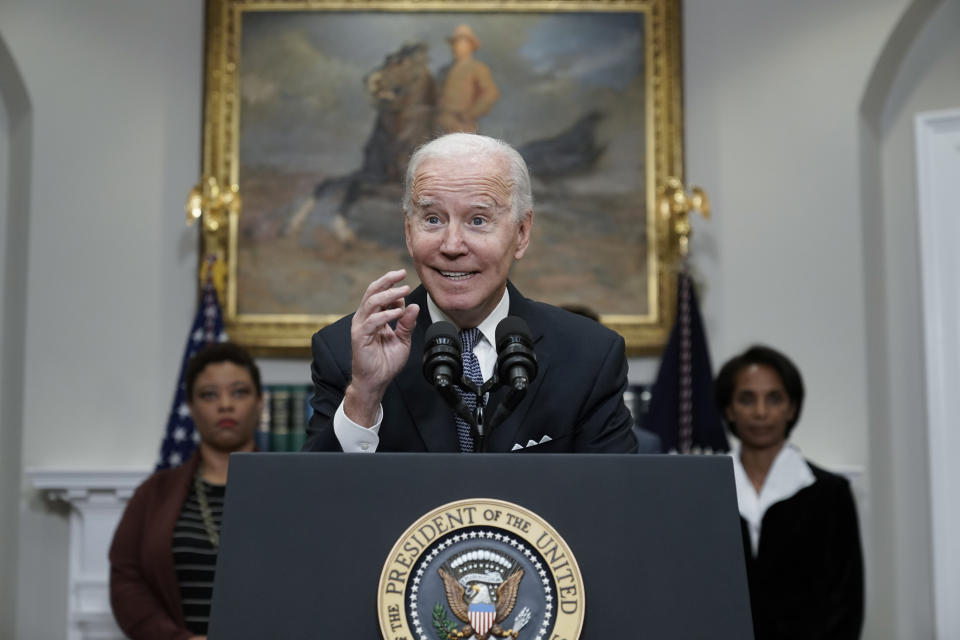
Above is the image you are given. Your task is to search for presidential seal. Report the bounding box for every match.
[378,498,584,640]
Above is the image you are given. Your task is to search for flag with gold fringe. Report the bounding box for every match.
[645,270,729,454]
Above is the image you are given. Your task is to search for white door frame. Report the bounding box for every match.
[915,107,960,640]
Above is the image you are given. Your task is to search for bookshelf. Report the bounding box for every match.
[257,384,312,452]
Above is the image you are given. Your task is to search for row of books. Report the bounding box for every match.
[255,384,314,452]
[253,383,652,452]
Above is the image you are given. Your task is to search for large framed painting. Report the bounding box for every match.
[199,0,684,356]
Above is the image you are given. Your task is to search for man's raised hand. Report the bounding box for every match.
[343,270,420,426]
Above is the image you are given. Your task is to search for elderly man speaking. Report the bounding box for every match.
[304,133,637,454]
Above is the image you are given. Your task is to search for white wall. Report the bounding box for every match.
[2,0,956,637]
[867,1,960,636]
[0,26,32,640]
[0,40,13,640]
[0,0,201,636]
[685,0,909,469]
[0,42,8,420]
[1,0,202,472]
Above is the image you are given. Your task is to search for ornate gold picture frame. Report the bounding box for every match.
[197,0,684,356]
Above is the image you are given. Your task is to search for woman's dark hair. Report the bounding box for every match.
[714,344,804,437]
[185,341,262,400]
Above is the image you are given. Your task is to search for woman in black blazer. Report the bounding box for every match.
[715,345,864,639]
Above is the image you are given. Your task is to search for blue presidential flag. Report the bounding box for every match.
[645,270,729,454]
[156,278,227,470]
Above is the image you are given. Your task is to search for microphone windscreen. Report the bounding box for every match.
[495,316,533,349]
[425,320,460,349]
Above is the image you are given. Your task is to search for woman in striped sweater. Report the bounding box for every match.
[109,342,263,640]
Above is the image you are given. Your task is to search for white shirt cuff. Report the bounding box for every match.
[333,401,382,452]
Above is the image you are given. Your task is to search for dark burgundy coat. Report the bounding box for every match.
[109,454,199,640]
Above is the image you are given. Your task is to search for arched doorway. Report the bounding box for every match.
[859,0,960,636]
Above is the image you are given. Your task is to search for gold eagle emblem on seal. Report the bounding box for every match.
[378,498,585,640]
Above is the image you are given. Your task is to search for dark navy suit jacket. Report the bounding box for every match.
[304,282,637,453]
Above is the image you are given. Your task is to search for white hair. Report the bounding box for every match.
[402,133,534,223]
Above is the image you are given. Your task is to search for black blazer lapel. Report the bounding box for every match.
[392,286,461,452]
[484,282,551,451]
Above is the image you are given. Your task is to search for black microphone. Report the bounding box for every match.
[495,316,538,391]
[481,317,538,448]
[422,321,462,389]
[422,321,478,435]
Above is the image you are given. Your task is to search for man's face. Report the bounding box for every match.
[405,154,532,329]
[450,37,473,61]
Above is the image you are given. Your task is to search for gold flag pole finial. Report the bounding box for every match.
[185,176,241,300]
[658,177,711,259]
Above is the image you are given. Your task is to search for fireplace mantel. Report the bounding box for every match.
[28,469,149,640]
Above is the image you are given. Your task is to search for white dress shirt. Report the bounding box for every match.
[333,288,510,452]
[731,442,815,556]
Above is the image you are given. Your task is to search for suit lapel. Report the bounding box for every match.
[484,282,551,451]
[393,286,460,451]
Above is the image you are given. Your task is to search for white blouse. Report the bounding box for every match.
[731,442,815,556]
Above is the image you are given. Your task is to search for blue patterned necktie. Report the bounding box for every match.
[455,327,483,452]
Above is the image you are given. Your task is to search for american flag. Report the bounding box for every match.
[155,274,227,470]
[645,269,729,454]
